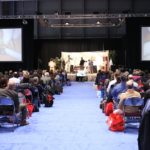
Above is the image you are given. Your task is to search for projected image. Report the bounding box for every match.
[141,27,150,61]
[0,28,22,62]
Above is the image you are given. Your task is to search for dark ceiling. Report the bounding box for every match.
[0,0,150,39]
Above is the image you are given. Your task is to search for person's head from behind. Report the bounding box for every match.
[128,74,133,80]
[114,72,120,80]
[22,70,30,83]
[13,71,19,78]
[32,76,39,85]
[116,75,121,84]
[0,77,8,88]
[7,78,16,90]
[120,74,127,82]
[126,80,134,90]
[44,72,50,77]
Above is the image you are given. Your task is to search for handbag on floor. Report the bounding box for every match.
[106,113,125,131]
[44,93,54,107]
[105,102,114,116]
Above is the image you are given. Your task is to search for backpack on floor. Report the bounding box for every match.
[44,94,54,107]
[107,113,125,132]
[18,90,34,117]
[27,103,34,117]
[105,102,114,116]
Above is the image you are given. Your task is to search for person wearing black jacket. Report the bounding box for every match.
[138,89,150,150]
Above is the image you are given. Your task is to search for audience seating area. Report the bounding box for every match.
[0,67,150,149]
[0,69,71,129]
[95,67,149,145]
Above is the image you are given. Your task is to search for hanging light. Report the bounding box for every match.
[22,19,28,24]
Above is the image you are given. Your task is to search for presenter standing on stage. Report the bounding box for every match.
[88,59,94,73]
[79,57,85,69]
[65,55,72,73]
[48,58,56,72]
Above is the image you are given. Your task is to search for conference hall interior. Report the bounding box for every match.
[0,1,150,150]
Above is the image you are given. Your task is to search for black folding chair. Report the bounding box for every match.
[0,96,19,131]
[123,97,144,131]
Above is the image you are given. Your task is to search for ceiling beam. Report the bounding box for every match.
[0,13,149,19]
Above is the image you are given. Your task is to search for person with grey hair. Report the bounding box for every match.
[0,77,29,126]
[114,80,141,114]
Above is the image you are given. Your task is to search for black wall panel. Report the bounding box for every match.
[126,17,150,70]
[0,19,34,72]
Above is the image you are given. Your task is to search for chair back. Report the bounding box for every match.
[123,97,144,125]
[123,97,143,107]
[0,96,14,105]
[0,96,15,115]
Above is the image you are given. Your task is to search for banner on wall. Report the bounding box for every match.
[61,51,110,72]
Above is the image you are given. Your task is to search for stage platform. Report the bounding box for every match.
[67,73,97,81]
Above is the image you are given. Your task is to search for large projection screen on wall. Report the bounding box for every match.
[0,28,22,62]
[141,27,150,61]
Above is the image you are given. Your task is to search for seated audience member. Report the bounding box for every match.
[21,70,30,83]
[106,72,120,95]
[128,74,138,88]
[30,77,40,112]
[142,89,150,116]
[9,71,20,85]
[41,72,51,85]
[114,80,141,114]
[111,74,127,104]
[107,74,121,100]
[95,69,109,99]
[138,89,150,150]
[0,77,29,126]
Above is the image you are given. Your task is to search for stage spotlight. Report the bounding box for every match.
[22,19,28,25]
[65,22,69,25]
[96,21,101,25]
[44,19,48,23]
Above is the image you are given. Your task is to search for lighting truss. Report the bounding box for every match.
[0,13,150,19]
[0,13,149,28]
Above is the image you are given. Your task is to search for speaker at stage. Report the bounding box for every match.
[61,51,110,73]
[76,69,87,81]
[70,65,74,73]
[93,65,97,73]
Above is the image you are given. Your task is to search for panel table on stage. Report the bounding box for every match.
[73,66,81,73]
[67,73,76,81]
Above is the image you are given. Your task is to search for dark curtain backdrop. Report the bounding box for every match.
[1,18,150,71]
[35,38,124,69]
[126,17,150,70]
[0,19,34,72]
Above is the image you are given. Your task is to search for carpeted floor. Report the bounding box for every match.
[0,82,138,150]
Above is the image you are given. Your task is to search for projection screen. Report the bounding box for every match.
[0,28,22,62]
[141,27,150,61]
